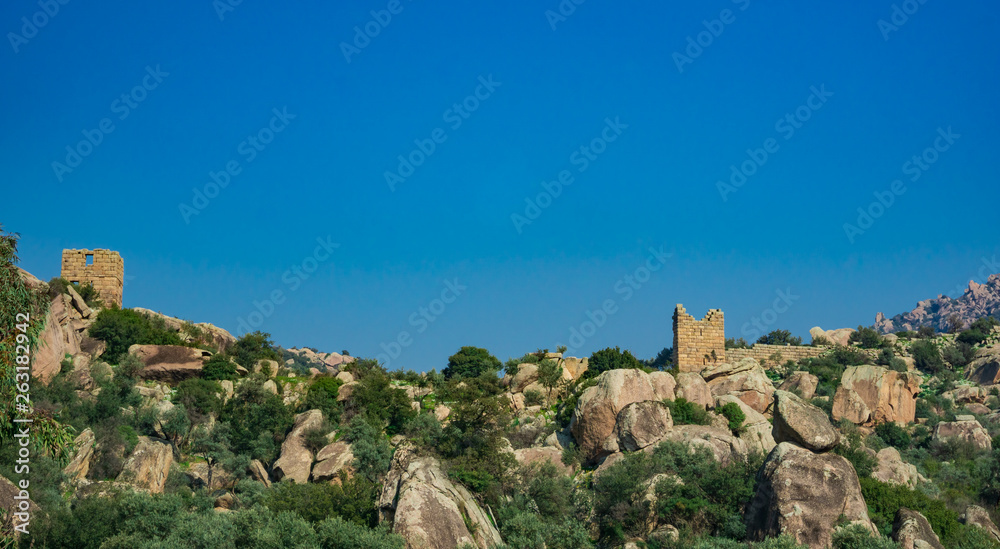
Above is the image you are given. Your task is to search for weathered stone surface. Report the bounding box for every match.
[219,380,234,403]
[63,428,95,482]
[336,370,355,384]
[336,381,357,402]
[772,390,840,452]
[117,436,173,493]
[615,400,673,452]
[130,344,211,383]
[893,508,944,549]
[434,404,451,422]
[570,369,658,462]
[514,446,574,476]
[675,372,713,408]
[967,348,1000,386]
[779,371,819,400]
[872,447,923,488]
[262,379,278,395]
[933,416,993,451]
[705,358,775,413]
[0,473,39,534]
[810,326,855,346]
[379,447,501,549]
[963,505,1000,542]
[649,371,676,401]
[186,461,233,490]
[249,459,271,487]
[35,295,83,384]
[716,395,776,455]
[876,275,1000,334]
[832,366,922,426]
[131,308,236,353]
[272,409,324,484]
[659,425,749,467]
[746,442,876,549]
[702,358,758,381]
[510,363,540,393]
[311,441,354,482]
[562,356,589,380]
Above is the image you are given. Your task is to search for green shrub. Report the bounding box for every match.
[957,328,988,346]
[303,421,333,454]
[666,397,711,426]
[304,376,343,422]
[888,358,908,373]
[873,422,910,449]
[834,427,877,478]
[757,329,803,346]
[403,412,442,448]
[725,337,749,349]
[942,342,976,367]
[88,308,184,363]
[443,346,501,379]
[716,402,746,435]
[219,378,294,462]
[831,523,900,549]
[523,389,544,406]
[174,378,223,424]
[342,416,393,482]
[911,340,945,374]
[230,330,282,369]
[265,475,378,526]
[849,326,885,349]
[859,477,964,543]
[315,516,405,548]
[202,353,238,381]
[584,346,645,379]
[348,370,416,435]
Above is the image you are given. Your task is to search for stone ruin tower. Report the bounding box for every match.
[672,304,725,373]
[61,249,124,308]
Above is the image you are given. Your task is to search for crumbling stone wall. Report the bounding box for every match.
[672,305,725,373]
[727,344,829,366]
[61,249,123,307]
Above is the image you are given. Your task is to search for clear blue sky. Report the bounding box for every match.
[3,1,998,371]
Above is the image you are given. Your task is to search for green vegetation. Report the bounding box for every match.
[849,325,885,349]
[757,329,803,346]
[304,376,343,422]
[88,307,184,363]
[716,401,746,435]
[584,346,645,379]
[202,352,238,380]
[230,330,282,370]
[910,340,945,375]
[443,345,501,379]
[219,377,294,462]
[664,397,711,426]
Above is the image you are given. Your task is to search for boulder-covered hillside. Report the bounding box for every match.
[3,242,1000,548]
[876,274,1000,335]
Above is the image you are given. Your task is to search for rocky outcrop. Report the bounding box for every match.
[876,274,1000,334]
[779,371,819,400]
[117,437,173,493]
[716,395,775,455]
[379,446,502,549]
[570,369,659,463]
[284,347,355,371]
[772,390,840,452]
[832,366,922,426]
[809,326,855,346]
[34,294,85,384]
[932,415,993,451]
[659,425,749,467]
[0,474,39,534]
[272,409,324,484]
[893,508,944,549]
[967,347,1000,386]
[614,400,673,452]
[249,459,271,487]
[311,441,354,482]
[746,442,876,548]
[130,344,211,383]
[513,446,574,476]
[675,372,713,408]
[962,505,1000,542]
[648,372,676,401]
[131,307,236,353]
[872,447,923,488]
[704,358,775,414]
[63,428,96,482]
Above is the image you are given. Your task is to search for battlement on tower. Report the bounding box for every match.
[672,304,725,373]
[61,249,123,307]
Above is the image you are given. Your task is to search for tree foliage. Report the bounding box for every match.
[443,346,501,379]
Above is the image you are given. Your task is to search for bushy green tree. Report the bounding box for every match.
[342,416,393,482]
[665,397,710,426]
[202,353,238,381]
[584,346,645,379]
[219,377,294,462]
[230,330,281,369]
[175,378,223,424]
[88,308,183,363]
[910,340,945,374]
[537,358,562,400]
[443,346,501,379]
[265,475,379,526]
[849,326,885,349]
[757,330,802,346]
[348,370,415,435]
[304,376,343,421]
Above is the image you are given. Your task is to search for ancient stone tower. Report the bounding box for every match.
[672,304,725,372]
[61,249,124,307]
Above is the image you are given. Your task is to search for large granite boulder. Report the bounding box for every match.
[872,447,923,488]
[746,442,876,548]
[704,358,775,414]
[249,459,271,487]
[779,371,819,400]
[117,437,173,493]
[615,400,673,452]
[832,365,922,426]
[893,508,944,549]
[513,446,574,476]
[570,369,658,463]
[772,390,840,452]
[63,428,96,482]
[311,441,354,482]
[809,326,855,346]
[131,308,236,353]
[272,409,324,484]
[648,371,676,401]
[379,447,501,549]
[967,348,1000,386]
[962,505,1000,542]
[34,294,84,384]
[932,415,993,451]
[659,425,749,467]
[675,372,713,408]
[0,474,39,535]
[716,395,775,455]
[130,344,211,383]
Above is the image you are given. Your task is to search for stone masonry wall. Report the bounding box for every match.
[727,344,829,366]
[672,305,726,373]
[61,249,124,307]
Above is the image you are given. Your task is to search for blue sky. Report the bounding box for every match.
[3,0,998,371]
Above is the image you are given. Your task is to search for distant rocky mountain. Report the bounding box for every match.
[875,274,1000,333]
[281,346,354,373]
